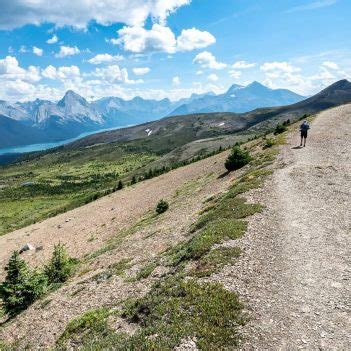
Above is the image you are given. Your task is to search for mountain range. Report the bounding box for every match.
[0,82,304,148]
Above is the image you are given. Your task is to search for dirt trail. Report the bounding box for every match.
[221,104,350,349]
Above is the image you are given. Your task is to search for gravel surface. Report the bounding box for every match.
[217,104,351,350]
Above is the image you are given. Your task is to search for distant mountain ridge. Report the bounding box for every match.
[168,81,304,116]
[0,82,306,148]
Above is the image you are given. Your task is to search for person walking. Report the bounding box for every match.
[300,120,310,147]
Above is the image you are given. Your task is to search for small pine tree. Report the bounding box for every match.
[225,146,252,172]
[44,244,75,284]
[156,199,169,214]
[131,176,137,185]
[274,123,287,135]
[0,251,47,316]
[117,180,124,190]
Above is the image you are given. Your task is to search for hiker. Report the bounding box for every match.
[300,120,310,147]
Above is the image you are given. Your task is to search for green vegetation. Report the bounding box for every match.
[59,278,245,350]
[274,123,287,135]
[45,243,77,284]
[156,199,169,214]
[0,251,47,317]
[190,246,241,277]
[0,143,157,236]
[134,261,158,280]
[225,146,252,172]
[92,258,132,282]
[57,133,281,350]
[263,137,276,149]
[0,245,76,317]
[58,308,111,346]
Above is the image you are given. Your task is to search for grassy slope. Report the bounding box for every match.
[54,132,281,350]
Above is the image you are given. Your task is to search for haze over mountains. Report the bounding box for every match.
[0,82,304,148]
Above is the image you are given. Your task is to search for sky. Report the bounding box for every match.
[0,0,350,102]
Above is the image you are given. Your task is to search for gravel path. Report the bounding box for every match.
[221,104,350,350]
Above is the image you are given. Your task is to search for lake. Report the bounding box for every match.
[0,125,130,156]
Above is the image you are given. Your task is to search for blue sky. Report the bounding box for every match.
[0,0,350,102]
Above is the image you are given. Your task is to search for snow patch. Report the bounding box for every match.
[218,122,225,127]
[145,128,153,136]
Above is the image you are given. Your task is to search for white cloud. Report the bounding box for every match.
[232,60,256,69]
[196,70,203,75]
[0,56,41,82]
[193,51,227,70]
[133,67,151,76]
[260,61,301,73]
[0,0,191,30]
[88,53,123,65]
[19,45,28,53]
[322,61,339,70]
[42,65,81,80]
[229,70,242,79]
[91,64,142,84]
[115,24,215,54]
[172,76,181,86]
[207,73,219,82]
[55,46,80,58]
[33,46,43,56]
[47,35,58,44]
[176,28,216,51]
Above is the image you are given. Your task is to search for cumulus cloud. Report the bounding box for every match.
[229,70,242,79]
[42,65,81,80]
[0,0,191,30]
[114,24,215,53]
[207,73,219,82]
[91,64,142,84]
[172,76,180,85]
[176,28,216,51]
[193,51,227,70]
[0,56,41,82]
[55,46,80,58]
[232,60,256,69]
[260,61,301,73]
[33,46,43,56]
[322,61,339,70]
[88,53,123,65]
[115,24,177,53]
[47,35,58,44]
[133,67,151,75]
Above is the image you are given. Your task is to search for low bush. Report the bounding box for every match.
[263,138,276,149]
[225,146,252,172]
[156,199,169,214]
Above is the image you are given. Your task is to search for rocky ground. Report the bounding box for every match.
[216,104,350,350]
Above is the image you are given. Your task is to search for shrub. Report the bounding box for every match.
[274,123,287,135]
[156,199,169,214]
[263,138,276,149]
[117,180,124,190]
[224,146,252,172]
[44,244,76,284]
[0,251,47,316]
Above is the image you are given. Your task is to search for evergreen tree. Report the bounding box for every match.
[0,252,46,316]
[225,146,252,172]
[44,244,74,284]
[117,180,124,190]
